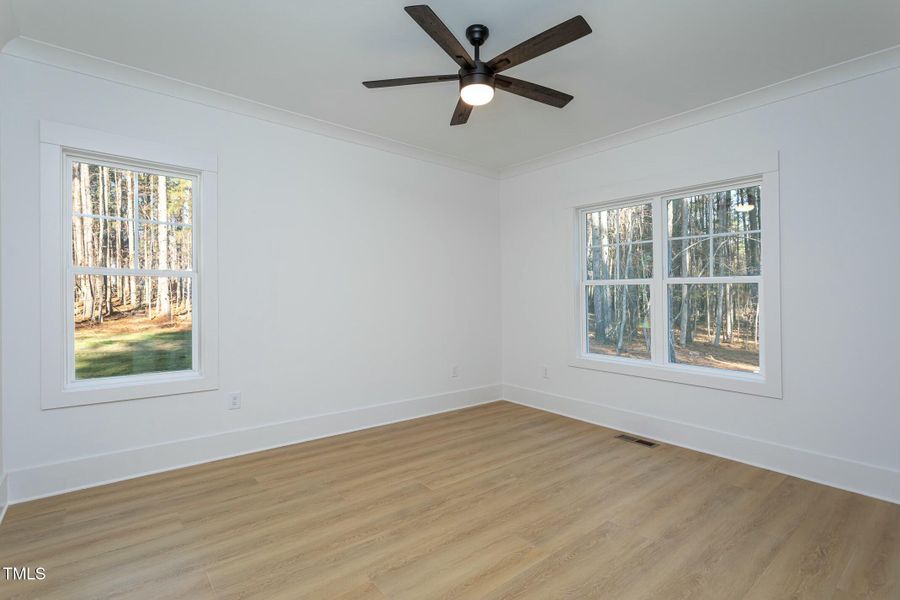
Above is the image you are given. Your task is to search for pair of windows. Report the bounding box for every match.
[576,176,780,397]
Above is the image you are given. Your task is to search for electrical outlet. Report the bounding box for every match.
[451,365,459,378]
[227,392,242,410]
[542,366,550,379]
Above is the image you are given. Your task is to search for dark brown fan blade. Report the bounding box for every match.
[405,5,474,69]
[487,16,591,73]
[450,97,472,126]
[494,75,573,108]
[363,75,458,88]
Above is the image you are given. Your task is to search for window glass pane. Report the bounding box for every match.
[71,159,194,270]
[74,275,193,380]
[137,224,193,270]
[585,202,653,281]
[585,202,653,248]
[628,242,653,279]
[71,162,134,218]
[713,234,761,276]
[72,216,135,269]
[628,203,654,242]
[713,186,761,234]
[667,195,709,237]
[668,237,710,278]
[586,242,610,280]
[668,185,762,280]
[138,173,193,224]
[587,241,652,280]
[586,284,651,360]
[667,283,759,373]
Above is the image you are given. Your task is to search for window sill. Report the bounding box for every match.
[568,354,782,399]
[42,370,219,409]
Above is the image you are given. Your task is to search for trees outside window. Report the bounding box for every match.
[584,202,653,360]
[70,158,195,380]
[665,185,761,373]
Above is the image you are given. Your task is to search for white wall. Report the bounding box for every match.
[0,53,501,501]
[0,106,5,521]
[0,0,18,54]
[500,67,900,502]
[0,40,9,517]
[2,43,898,507]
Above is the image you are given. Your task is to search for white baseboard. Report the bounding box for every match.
[0,473,8,524]
[504,384,900,505]
[10,383,897,507]
[8,384,502,504]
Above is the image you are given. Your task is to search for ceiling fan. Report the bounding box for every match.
[363,5,592,125]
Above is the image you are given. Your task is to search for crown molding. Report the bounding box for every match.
[1,37,498,180]
[4,37,899,182]
[499,44,900,179]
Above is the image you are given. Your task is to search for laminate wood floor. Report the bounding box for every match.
[1,401,897,599]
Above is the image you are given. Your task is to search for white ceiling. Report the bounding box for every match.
[7,0,900,171]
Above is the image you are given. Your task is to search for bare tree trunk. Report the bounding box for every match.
[640,285,651,352]
[667,290,677,362]
[157,175,170,319]
[678,198,691,346]
[754,298,760,345]
[141,177,152,319]
[590,212,611,343]
[127,173,137,308]
[616,212,636,355]
[79,163,95,322]
[714,283,724,346]
[600,212,611,338]
[72,165,87,319]
[101,166,111,319]
[705,287,711,338]
[113,170,124,306]
[726,284,734,343]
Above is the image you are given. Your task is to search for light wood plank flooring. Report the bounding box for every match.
[1,401,897,599]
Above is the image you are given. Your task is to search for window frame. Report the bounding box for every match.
[570,167,782,399]
[40,121,219,409]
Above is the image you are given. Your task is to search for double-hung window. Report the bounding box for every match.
[665,184,762,372]
[40,122,219,408]
[583,201,654,360]
[574,172,781,397]
[69,157,196,380]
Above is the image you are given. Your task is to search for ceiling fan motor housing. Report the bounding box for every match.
[459,61,495,92]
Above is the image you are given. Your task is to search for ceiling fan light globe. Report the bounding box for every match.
[460,83,494,106]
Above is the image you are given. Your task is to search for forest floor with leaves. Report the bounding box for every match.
[589,330,758,373]
[672,340,757,372]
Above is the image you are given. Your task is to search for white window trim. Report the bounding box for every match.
[568,157,782,399]
[40,121,219,409]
